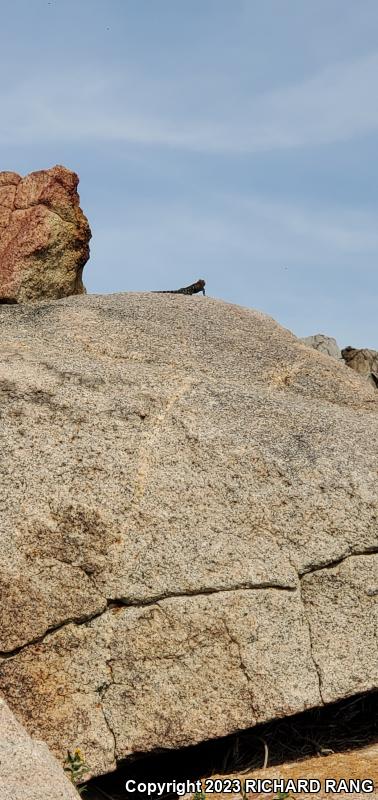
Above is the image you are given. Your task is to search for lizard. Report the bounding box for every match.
[153,278,206,296]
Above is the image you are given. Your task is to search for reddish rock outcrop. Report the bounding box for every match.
[0,165,91,302]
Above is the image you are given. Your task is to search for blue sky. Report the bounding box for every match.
[2,0,378,347]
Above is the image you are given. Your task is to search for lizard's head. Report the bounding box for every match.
[196,279,206,288]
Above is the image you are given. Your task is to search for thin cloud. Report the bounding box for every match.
[2,52,378,152]
[90,193,378,274]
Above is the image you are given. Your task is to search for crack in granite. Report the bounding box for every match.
[221,617,257,721]
[1,548,376,663]
[97,656,117,766]
[298,546,378,576]
[0,583,295,660]
[284,550,324,705]
[297,579,325,705]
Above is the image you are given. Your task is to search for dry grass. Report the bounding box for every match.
[86,691,378,800]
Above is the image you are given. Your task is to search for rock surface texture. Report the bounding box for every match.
[0,165,90,302]
[301,333,343,361]
[0,294,377,778]
[342,346,378,388]
[0,696,79,800]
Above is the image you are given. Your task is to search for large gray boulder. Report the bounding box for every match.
[0,696,79,800]
[0,294,377,778]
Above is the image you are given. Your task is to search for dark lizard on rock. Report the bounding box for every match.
[154,279,206,296]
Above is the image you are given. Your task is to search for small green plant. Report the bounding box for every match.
[274,793,295,800]
[64,748,88,795]
[193,793,206,800]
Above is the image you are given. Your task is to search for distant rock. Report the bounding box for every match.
[301,334,342,360]
[0,165,91,303]
[0,696,79,800]
[302,336,378,389]
[342,346,378,388]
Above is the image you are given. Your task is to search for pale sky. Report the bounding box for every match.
[2,0,378,347]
